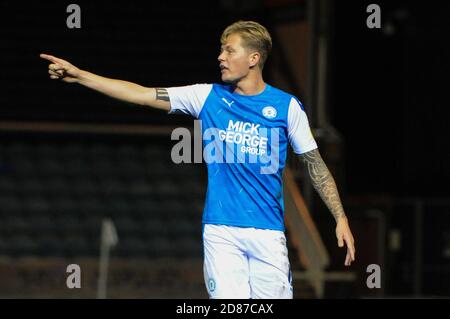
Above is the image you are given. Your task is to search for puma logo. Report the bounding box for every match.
[221,97,234,108]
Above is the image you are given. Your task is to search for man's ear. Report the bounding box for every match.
[249,52,261,68]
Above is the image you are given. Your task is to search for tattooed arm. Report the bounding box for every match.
[300,148,346,221]
[300,148,356,266]
[40,53,171,111]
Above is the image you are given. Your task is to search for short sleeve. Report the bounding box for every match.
[166,84,213,118]
[287,97,318,154]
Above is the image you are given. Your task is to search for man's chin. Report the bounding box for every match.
[221,76,237,84]
[221,76,231,83]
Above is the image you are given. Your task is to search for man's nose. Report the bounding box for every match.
[218,52,225,62]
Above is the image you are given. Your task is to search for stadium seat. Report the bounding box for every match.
[0,137,206,259]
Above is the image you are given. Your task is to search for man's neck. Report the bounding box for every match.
[233,72,266,96]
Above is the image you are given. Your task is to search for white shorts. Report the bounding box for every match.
[203,224,293,299]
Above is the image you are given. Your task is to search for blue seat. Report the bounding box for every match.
[0,195,22,216]
[38,235,66,256]
[8,235,40,256]
[63,235,90,257]
[116,237,149,257]
[29,215,58,234]
[0,138,207,259]
[167,220,199,237]
[105,198,132,218]
[11,159,35,175]
[52,197,79,216]
[173,237,202,258]
[114,216,139,235]
[142,219,169,237]
[78,198,106,217]
[147,237,175,258]
[38,158,65,175]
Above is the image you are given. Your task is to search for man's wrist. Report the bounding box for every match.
[335,214,348,224]
[76,69,88,84]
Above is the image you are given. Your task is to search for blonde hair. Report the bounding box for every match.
[221,20,272,69]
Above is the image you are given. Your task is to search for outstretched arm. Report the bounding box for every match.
[40,53,170,111]
[299,148,356,266]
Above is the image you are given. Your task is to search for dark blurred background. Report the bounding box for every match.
[0,0,449,298]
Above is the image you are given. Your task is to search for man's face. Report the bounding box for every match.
[218,33,256,83]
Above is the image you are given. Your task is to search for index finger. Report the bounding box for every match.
[40,53,65,65]
[345,237,356,261]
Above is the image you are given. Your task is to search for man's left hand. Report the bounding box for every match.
[336,216,355,266]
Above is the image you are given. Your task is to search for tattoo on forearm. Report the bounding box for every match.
[300,149,346,221]
[156,88,169,102]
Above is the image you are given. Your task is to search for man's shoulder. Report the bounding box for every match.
[267,84,298,101]
[266,84,303,111]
